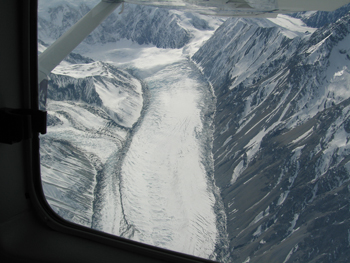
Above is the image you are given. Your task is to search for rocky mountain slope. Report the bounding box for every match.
[40,54,144,227]
[193,8,350,263]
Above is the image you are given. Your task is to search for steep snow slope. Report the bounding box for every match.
[193,16,315,91]
[193,11,350,263]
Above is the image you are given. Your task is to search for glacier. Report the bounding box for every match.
[117,60,218,257]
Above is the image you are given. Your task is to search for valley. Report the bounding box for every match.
[39,1,350,262]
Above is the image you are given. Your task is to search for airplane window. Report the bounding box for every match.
[38,0,350,262]
[38,0,226,261]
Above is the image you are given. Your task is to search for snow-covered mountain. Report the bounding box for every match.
[39,0,350,262]
[38,0,214,49]
[290,3,350,28]
[193,6,350,263]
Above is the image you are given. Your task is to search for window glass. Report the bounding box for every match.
[39,1,350,262]
[39,0,225,260]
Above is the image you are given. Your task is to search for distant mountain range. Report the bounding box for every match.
[38,2,211,48]
[290,3,350,28]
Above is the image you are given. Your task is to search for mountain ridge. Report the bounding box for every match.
[290,3,350,28]
[193,8,350,263]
